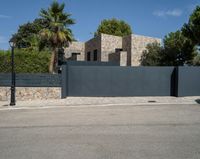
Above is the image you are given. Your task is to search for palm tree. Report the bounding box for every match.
[39,0,75,73]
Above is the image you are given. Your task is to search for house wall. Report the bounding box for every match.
[63,34,161,66]
[85,36,102,61]
[64,42,85,61]
[101,34,122,62]
[122,35,132,66]
[131,35,162,66]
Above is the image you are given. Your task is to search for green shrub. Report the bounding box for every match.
[0,49,51,73]
[193,54,200,66]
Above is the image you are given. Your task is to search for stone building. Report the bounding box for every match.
[64,33,161,66]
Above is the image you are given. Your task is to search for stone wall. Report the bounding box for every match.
[120,51,127,66]
[101,34,122,62]
[122,35,132,66]
[63,33,161,66]
[64,42,85,61]
[0,87,61,101]
[131,35,161,66]
[85,36,101,61]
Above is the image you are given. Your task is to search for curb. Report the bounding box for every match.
[0,102,198,111]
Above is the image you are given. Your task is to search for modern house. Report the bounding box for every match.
[64,33,161,66]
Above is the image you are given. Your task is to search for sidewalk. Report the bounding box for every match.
[0,96,200,109]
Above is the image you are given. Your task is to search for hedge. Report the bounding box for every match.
[0,49,51,73]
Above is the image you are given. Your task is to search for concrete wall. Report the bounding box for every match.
[131,35,162,66]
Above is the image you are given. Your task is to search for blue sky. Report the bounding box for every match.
[0,0,199,50]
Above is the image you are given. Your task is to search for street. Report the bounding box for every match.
[0,104,200,159]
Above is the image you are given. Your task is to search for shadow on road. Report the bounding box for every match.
[195,99,200,104]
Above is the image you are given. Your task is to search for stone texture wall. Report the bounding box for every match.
[63,33,161,66]
[101,34,122,62]
[122,35,132,66]
[120,51,127,66]
[131,35,162,66]
[85,36,101,61]
[0,87,61,101]
[64,42,85,61]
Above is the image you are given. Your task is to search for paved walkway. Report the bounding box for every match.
[0,96,200,109]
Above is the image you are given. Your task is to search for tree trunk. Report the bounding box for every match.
[49,49,56,73]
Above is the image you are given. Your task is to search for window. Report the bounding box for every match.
[93,50,98,61]
[87,52,91,61]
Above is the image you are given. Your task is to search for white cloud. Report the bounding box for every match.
[0,14,11,19]
[153,9,183,17]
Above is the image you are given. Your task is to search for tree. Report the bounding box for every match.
[140,42,163,66]
[182,6,200,46]
[95,18,132,37]
[39,0,75,73]
[162,31,196,66]
[12,18,49,49]
[140,31,196,66]
[193,54,200,66]
[192,46,200,66]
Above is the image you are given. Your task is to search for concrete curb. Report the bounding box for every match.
[0,97,200,110]
[0,103,199,111]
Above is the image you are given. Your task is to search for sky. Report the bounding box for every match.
[0,0,199,50]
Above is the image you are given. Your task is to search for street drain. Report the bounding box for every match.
[148,100,157,103]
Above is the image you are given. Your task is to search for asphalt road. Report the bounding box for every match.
[0,104,200,159]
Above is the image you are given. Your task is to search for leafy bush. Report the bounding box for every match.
[0,49,51,73]
[193,54,200,66]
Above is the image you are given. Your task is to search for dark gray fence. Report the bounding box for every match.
[62,65,175,97]
[0,74,61,87]
[63,61,119,66]
[178,67,200,97]
[1,63,199,97]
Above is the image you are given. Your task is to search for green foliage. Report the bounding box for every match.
[0,49,51,73]
[140,31,196,66]
[163,31,196,66]
[12,18,49,49]
[39,0,75,73]
[95,18,132,37]
[182,6,200,45]
[12,1,76,52]
[140,42,163,66]
[39,0,75,48]
[193,54,200,66]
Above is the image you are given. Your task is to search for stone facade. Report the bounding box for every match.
[85,36,101,61]
[0,87,61,101]
[64,42,85,61]
[131,35,161,66]
[122,35,132,66]
[65,33,161,66]
[101,34,122,62]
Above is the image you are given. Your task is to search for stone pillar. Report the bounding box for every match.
[120,51,127,66]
